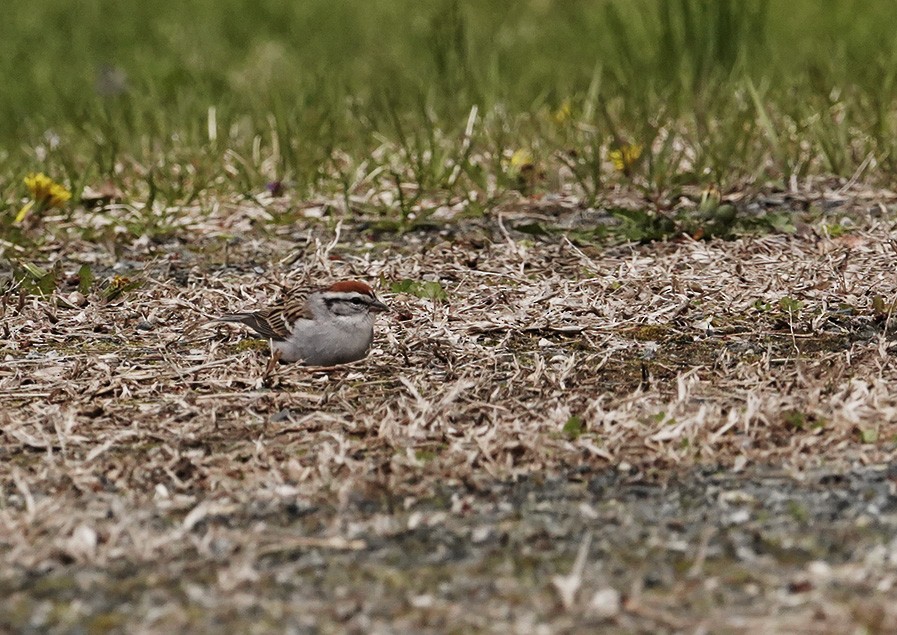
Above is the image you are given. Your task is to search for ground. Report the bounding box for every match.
[3,182,897,632]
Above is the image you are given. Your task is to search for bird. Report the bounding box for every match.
[218,280,389,365]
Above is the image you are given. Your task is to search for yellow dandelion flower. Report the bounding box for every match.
[509,148,534,171]
[16,172,72,223]
[609,144,643,173]
[505,148,539,193]
[25,172,72,208]
[552,99,572,125]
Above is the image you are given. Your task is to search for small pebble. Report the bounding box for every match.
[589,588,621,619]
[136,320,154,331]
[807,560,832,582]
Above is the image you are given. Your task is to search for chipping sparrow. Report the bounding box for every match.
[219,280,389,365]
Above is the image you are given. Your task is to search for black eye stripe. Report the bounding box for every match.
[325,295,369,308]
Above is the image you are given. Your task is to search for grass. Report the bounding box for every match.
[6,1,897,632]
[4,0,897,239]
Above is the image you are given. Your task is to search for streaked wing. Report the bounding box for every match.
[248,309,293,340]
[219,295,311,341]
[282,298,314,323]
[219,310,289,340]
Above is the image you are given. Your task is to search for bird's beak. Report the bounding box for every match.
[369,297,390,313]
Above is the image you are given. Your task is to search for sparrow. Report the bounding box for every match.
[219,280,389,365]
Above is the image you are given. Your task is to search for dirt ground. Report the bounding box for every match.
[3,184,897,632]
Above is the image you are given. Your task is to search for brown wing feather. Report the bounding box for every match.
[219,296,312,341]
[218,311,289,340]
[281,299,314,323]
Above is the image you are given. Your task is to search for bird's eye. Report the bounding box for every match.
[350,297,363,305]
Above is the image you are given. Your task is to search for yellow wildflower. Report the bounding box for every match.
[509,149,534,171]
[506,148,539,193]
[25,173,71,207]
[608,144,643,174]
[552,99,572,125]
[16,172,72,223]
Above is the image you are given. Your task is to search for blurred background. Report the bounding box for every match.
[3,0,897,194]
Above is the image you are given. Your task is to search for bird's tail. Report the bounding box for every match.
[217,313,280,340]
[218,313,253,324]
